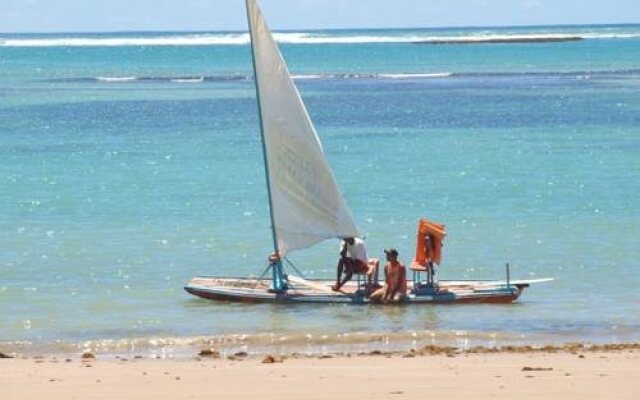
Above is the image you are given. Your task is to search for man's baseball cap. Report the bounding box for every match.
[384,248,399,257]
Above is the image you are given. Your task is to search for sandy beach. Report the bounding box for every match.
[2,345,638,400]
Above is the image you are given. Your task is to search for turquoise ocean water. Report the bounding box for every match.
[1,25,639,356]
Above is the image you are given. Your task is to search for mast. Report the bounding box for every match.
[244,0,286,291]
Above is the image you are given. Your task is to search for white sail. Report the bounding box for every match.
[246,0,360,256]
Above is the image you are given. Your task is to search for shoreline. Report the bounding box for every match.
[2,341,639,361]
[3,342,638,400]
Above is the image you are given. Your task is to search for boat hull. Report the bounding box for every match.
[184,277,528,305]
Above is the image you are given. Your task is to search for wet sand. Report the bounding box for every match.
[2,344,639,400]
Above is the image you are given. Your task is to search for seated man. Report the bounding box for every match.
[370,248,407,304]
[332,237,368,291]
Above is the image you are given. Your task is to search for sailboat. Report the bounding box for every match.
[184,0,552,304]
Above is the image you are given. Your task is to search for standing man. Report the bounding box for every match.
[332,237,368,291]
[424,235,437,286]
[370,248,407,304]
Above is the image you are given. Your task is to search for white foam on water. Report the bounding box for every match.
[417,33,580,43]
[274,33,423,44]
[0,32,423,47]
[90,73,457,84]
[377,72,453,79]
[291,74,326,80]
[170,77,204,83]
[580,32,640,40]
[2,31,638,47]
[290,72,454,80]
[0,33,250,47]
[95,76,137,82]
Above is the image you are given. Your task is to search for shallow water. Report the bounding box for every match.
[1,25,639,355]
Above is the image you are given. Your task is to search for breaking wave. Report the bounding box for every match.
[57,73,454,84]
[0,329,530,358]
[96,76,137,82]
[52,69,640,85]
[1,30,640,47]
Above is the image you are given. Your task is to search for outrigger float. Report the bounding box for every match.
[185,0,552,305]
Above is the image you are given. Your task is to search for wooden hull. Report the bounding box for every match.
[184,277,531,305]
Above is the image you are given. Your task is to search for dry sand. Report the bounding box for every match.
[2,348,639,400]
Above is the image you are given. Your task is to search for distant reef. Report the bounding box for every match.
[414,36,584,45]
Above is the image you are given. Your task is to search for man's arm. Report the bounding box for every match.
[382,265,391,301]
[340,241,347,258]
[399,265,407,295]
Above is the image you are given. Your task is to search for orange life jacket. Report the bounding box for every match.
[413,217,446,267]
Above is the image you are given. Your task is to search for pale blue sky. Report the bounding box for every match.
[2,0,639,33]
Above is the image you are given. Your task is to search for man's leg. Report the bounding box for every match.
[392,293,406,304]
[338,259,354,289]
[369,287,385,304]
[332,258,345,290]
[429,262,438,287]
[369,260,380,288]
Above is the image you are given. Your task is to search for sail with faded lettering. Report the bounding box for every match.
[246,0,360,256]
